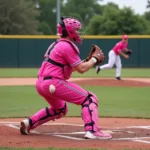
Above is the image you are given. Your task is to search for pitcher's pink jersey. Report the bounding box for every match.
[38,38,82,79]
[113,41,128,55]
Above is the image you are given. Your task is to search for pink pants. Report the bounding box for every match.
[29,77,99,132]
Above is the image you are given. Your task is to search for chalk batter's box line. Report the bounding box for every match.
[3,123,150,144]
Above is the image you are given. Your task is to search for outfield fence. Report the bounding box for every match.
[0,35,150,67]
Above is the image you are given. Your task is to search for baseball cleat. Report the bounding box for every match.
[84,130,112,140]
[116,77,121,80]
[20,119,30,135]
[96,66,101,74]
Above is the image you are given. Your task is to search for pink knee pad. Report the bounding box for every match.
[29,103,68,129]
[81,92,99,132]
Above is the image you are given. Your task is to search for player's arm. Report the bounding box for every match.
[73,58,96,74]
[124,48,131,54]
[124,48,129,52]
[118,50,129,59]
[72,45,104,74]
[72,68,76,72]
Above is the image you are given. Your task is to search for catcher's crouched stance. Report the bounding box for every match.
[20,17,112,140]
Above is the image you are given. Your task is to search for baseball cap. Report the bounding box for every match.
[122,34,128,39]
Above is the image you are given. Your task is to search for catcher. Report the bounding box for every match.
[20,16,112,140]
[96,35,132,80]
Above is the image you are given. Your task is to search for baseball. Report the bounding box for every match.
[49,84,56,94]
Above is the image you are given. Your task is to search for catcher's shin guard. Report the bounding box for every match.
[81,93,99,132]
[29,103,68,129]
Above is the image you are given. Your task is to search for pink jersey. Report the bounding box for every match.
[38,38,82,80]
[113,41,128,55]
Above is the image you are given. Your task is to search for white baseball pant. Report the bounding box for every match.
[100,50,122,77]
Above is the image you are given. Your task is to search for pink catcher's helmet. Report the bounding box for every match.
[57,17,82,44]
[122,34,128,40]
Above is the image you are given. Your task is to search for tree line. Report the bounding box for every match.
[0,0,150,35]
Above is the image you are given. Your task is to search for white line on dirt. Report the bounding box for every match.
[53,135,85,140]
[7,124,20,130]
[7,124,85,140]
[5,123,150,143]
[7,124,85,135]
[5,124,128,135]
[7,124,40,134]
[112,137,150,140]
[133,140,150,144]
[44,132,85,135]
[43,122,83,126]
[127,126,150,129]
[111,126,150,130]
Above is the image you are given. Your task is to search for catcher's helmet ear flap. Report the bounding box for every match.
[59,17,68,37]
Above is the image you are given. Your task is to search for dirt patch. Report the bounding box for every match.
[72,78,150,87]
[0,78,150,87]
[0,118,150,149]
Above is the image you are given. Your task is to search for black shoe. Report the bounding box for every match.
[96,66,101,74]
[116,77,121,80]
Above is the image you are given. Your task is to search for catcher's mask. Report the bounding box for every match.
[57,17,82,44]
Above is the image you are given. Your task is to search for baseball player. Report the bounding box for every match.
[20,17,112,140]
[96,35,132,80]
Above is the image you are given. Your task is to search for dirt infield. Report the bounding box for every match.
[0,118,150,149]
[0,77,150,86]
[0,78,150,149]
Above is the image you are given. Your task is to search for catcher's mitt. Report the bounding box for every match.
[125,50,132,55]
[86,44,104,65]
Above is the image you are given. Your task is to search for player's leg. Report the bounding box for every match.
[96,50,116,74]
[20,98,67,135]
[20,79,68,135]
[115,55,122,80]
[81,92,112,139]
[20,98,68,134]
[52,80,112,139]
[20,79,112,139]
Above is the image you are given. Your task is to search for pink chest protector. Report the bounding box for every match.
[44,39,79,80]
[58,38,80,54]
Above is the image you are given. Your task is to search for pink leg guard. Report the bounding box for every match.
[28,103,68,130]
[81,92,99,132]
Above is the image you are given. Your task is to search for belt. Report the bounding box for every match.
[43,76,52,80]
[38,76,52,80]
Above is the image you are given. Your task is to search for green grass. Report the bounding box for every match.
[0,68,150,78]
[0,86,149,118]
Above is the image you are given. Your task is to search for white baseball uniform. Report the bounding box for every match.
[99,40,128,77]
